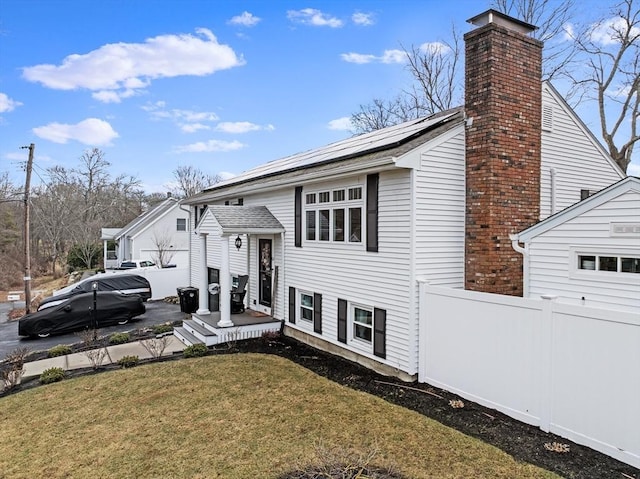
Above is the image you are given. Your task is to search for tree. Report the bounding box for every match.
[565,0,639,172]
[350,0,638,173]
[170,165,221,198]
[151,228,177,267]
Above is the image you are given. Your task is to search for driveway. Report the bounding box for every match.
[0,300,185,359]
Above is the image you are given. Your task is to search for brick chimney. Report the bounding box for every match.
[464,10,543,295]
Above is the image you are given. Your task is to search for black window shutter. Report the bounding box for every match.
[366,173,379,252]
[373,308,386,358]
[294,186,302,247]
[313,293,322,334]
[337,298,347,343]
[288,287,296,324]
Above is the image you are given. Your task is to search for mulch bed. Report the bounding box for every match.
[3,334,638,479]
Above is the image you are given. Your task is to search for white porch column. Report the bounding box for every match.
[196,233,210,315]
[217,234,233,327]
[103,239,108,269]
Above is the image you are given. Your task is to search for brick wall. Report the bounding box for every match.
[464,19,543,295]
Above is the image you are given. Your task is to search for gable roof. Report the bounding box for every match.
[116,197,181,240]
[184,108,464,204]
[513,176,640,242]
[542,82,624,177]
[202,206,285,235]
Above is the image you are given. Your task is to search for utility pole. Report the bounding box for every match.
[21,143,34,314]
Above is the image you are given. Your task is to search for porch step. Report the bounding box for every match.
[173,327,203,347]
[183,319,217,338]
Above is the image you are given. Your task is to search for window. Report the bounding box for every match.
[333,209,344,241]
[349,187,362,200]
[304,184,362,244]
[306,211,316,240]
[319,209,330,241]
[578,253,640,274]
[352,305,372,343]
[349,208,361,242]
[176,218,187,231]
[299,292,314,323]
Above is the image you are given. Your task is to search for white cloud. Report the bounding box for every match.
[0,93,22,113]
[229,11,261,27]
[287,9,343,28]
[32,118,119,145]
[219,171,236,180]
[181,123,211,133]
[143,102,219,132]
[215,121,275,133]
[173,139,246,153]
[22,28,245,103]
[327,117,352,131]
[419,42,451,55]
[590,17,640,46]
[562,22,576,41]
[352,12,375,26]
[341,49,405,64]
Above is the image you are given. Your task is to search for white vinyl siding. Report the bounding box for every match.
[539,84,624,219]
[527,190,640,312]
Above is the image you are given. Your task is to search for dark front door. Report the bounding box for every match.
[259,239,272,307]
[208,267,219,312]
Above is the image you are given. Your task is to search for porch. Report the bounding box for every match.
[174,309,282,347]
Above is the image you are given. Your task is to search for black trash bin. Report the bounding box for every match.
[177,286,199,314]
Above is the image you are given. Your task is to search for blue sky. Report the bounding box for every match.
[1,0,637,193]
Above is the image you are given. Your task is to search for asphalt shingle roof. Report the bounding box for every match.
[208,206,285,234]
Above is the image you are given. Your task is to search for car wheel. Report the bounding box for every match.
[37,331,51,338]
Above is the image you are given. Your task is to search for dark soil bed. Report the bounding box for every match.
[5,334,639,479]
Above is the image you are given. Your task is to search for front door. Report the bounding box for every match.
[258,239,272,308]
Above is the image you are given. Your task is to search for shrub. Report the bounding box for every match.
[261,330,281,342]
[183,343,208,358]
[48,344,73,358]
[141,336,170,360]
[1,347,29,391]
[109,332,131,345]
[117,355,139,368]
[152,324,174,335]
[40,367,66,385]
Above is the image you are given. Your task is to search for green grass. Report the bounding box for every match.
[0,354,559,478]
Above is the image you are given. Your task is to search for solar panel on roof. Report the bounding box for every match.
[206,110,460,191]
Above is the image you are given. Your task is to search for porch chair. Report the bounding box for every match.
[230,275,249,314]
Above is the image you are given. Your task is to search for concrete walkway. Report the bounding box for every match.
[22,334,185,380]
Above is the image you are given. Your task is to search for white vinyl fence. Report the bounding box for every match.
[418,281,640,468]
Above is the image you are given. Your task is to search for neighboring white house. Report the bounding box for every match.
[511,176,640,313]
[178,11,625,379]
[101,195,190,269]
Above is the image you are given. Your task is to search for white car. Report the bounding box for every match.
[118,260,156,269]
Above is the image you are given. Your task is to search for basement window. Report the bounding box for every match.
[578,254,640,273]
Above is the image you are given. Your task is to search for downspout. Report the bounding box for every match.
[510,234,530,298]
[550,167,556,215]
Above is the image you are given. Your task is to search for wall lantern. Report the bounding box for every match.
[235,235,242,251]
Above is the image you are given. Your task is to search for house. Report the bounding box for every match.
[101,195,190,269]
[511,176,639,313]
[176,10,625,380]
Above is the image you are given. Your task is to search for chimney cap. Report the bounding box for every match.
[467,9,537,35]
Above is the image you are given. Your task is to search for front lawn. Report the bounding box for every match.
[0,354,557,478]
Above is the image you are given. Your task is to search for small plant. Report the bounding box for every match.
[183,343,208,358]
[141,336,170,360]
[261,330,281,343]
[48,344,73,357]
[152,323,174,335]
[117,355,140,368]
[1,347,29,391]
[40,367,66,385]
[83,348,109,369]
[449,399,465,409]
[544,442,570,453]
[109,332,131,345]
